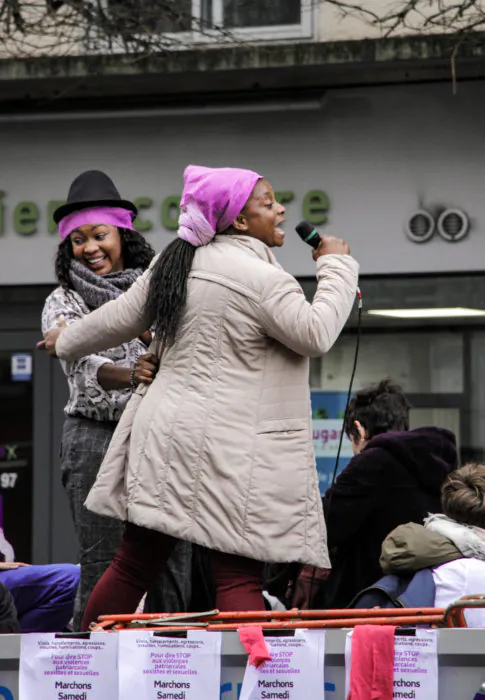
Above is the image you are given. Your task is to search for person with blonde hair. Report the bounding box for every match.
[381,463,485,627]
[426,463,485,626]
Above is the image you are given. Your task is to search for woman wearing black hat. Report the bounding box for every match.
[41,170,191,629]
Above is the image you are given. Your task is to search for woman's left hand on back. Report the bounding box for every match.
[134,353,159,385]
[138,330,152,346]
[36,314,67,357]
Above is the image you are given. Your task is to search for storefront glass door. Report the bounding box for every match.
[0,337,35,562]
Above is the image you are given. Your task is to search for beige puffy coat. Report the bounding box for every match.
[56,235,359,568]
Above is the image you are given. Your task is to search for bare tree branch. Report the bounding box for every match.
[0,0,242,59]
[319,0,381,24]
[1,1,485,62]
[368,0,485,37]
[365,0,485,91]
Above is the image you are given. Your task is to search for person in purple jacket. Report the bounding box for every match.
[0,495,79,632]
[318,378,458,609]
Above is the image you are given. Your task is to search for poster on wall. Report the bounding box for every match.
[240,630,326,700]
[118,630,222,700]
[311,391,353,494]
[19,633,118,700]
[345,629,438,700]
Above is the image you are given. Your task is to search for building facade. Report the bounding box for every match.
[1,0,485,564]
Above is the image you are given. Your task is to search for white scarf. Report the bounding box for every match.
[425,513,485,561]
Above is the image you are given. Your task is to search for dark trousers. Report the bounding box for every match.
[61,416,192,630]
[82,522,265,631]
[0,563,79,632]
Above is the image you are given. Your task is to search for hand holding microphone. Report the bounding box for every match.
[295,221,350,260]
[296,221,361,306]
[312,236,350,261]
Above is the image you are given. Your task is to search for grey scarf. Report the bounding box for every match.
[425,513,485,561]
[69,259,143,310]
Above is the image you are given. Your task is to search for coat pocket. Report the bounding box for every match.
[244,427,311,547]
[256,418,308,435]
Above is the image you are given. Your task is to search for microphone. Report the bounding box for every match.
[295,221,321,250]
[295,220,362,307]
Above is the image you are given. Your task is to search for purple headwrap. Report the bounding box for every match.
[178,165,262,247]
[58,206,136,241]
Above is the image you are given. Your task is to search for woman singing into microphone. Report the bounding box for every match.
[40,165,359,629]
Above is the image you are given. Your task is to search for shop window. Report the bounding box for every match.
[312,332,464,395]
[470,332,485,462]
[220,0,302,29]
[210,0,312,38]
[106,0,192,34]
[107,0,312,40]
[305,272,485,482]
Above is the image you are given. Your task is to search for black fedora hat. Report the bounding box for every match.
[53,170,138,224]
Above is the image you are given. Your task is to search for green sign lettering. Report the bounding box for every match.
[274,191,294,205]
[0,189,331,237]
[14,202,38,236]
[47,200,66,234]
[162,196,180,231]
[302,190,329,226]
[133,197,153,233]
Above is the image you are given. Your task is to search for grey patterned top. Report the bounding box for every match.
[42,286,149,423]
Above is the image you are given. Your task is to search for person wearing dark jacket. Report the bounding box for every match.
[318,378,457,609]
[0,583,19,633]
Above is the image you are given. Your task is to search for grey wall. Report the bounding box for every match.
[1,80,485,283]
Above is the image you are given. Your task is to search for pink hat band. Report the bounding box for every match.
[58,206,135,240]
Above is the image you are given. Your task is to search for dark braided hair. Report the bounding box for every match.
[145,238,196,348]
[55,227,155,290]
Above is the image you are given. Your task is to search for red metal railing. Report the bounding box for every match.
[89,606,448,632]
[88,595,485,632]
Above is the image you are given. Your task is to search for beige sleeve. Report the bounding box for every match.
[259,254,359,357]
[56,263,154,361]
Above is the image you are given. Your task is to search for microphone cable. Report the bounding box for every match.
[292,222,364,609]
[329,287,363,492]
[308,287,363,608]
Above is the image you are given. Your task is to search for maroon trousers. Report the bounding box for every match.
[81,522,265,631]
